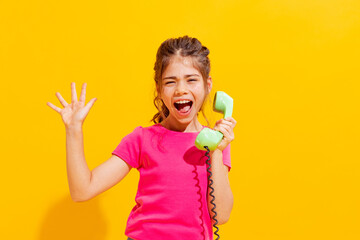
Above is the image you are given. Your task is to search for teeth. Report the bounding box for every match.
[175,100,191,104]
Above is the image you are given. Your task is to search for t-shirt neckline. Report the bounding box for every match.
[155,123,205,134]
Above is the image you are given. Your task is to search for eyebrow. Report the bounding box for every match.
[162,74,200,80]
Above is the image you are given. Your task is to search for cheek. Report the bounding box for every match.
[161,89,172,106]
[193,85,207,100]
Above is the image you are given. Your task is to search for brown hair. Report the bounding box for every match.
[151,35,211,125]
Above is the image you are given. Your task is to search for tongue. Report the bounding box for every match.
[177,102,191,113]
[179,105,191,113]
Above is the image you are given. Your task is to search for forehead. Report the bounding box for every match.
[162,56,201,79]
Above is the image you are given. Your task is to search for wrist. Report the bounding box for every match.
[215,144,226,152]
[210,148,223,157]
[216,139,231,152]
[65,124,83,133]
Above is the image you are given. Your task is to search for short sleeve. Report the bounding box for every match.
[222,144,231,171]
[112,126,143,169]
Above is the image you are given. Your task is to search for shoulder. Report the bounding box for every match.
[124,125,143,137]
[126,124,162,138]
[140,123,163,135]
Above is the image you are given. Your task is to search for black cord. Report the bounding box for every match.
[204,146,220,240]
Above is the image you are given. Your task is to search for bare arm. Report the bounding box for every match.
[65,125,91,201]
[208,116,237,225]
[86,154,132,201]
[47,82,131,202]
[66,125,132,202]
[208,149,233,225]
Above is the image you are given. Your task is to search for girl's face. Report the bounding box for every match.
[160,56,212,129]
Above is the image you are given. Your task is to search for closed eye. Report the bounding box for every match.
[188,79,197,82]
[164,81,175,85]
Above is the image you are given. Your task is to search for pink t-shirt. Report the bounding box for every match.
[112,123,231,240]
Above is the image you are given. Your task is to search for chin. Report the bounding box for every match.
[174,113,198,125]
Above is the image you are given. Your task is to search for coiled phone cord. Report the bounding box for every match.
[204,146,220,240]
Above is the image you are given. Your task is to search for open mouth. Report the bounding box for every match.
[174,100,193,114]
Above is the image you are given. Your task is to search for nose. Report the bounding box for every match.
[174,80,189,95]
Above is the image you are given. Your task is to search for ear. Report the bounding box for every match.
[206,76,213,94]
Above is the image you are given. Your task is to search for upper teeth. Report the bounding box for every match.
[176,100,191,104]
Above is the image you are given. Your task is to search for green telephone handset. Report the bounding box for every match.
[194,91,233,240]
[195,91,234,151]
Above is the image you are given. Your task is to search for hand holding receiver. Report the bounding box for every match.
[47,82,97,130]
[212,116,236,151]
[195,91,234,151]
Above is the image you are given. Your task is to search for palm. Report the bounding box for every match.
[47,82,97,128]
[61,101,86,126]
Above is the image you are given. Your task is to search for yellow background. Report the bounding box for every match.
[1,0,359,239]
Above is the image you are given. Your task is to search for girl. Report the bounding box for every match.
[47,35,236,240]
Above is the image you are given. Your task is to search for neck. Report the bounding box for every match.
[161,116,202,132]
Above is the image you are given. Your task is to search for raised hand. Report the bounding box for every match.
[47,82,97,129]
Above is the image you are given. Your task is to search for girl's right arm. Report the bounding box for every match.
[66,125,132,202]
[47,82,132,202]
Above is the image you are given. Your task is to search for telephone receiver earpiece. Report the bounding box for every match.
[195,91,233,151]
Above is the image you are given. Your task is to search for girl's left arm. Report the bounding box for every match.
[208,117,236,225]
